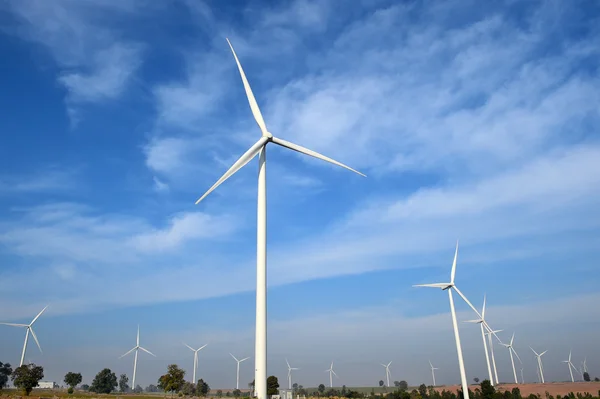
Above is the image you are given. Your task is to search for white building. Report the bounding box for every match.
[35,381,57,389]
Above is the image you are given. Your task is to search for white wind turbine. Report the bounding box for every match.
[286,359,299,390]
[380,361,392,387]
[194,38,365,399]
[184,343,208,383]
[413,242,472,399]
[520,367,524,384]
[562,350,576,382]
[429,360,439,386]
[465,295,494,385]
[0,305,48,366]
[501,333,522,384]
[583,357,588,373]
[325,362,338,388]
[530,347,547,383]
[120,326,156,390]
[230,353,250,390]
[485,328,503,385]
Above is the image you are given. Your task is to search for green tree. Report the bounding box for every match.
[583,372,590,382]
[267,376,279,396]
[511,387,522,399]
[418,384,428,399]
[0,362,13,390]
[197,379,210,396]
[394,381,401,387]
[64,372,83,390]
[380,380,385,387]
[216,389,223,397]
[479,380,495,399]
[399,381,409,391]
[81,384,90,391]
[134,385,143,393]
[119,374,130,392]
[181,382,196,396]
[319,384,326,394]
[90,368,118,394]
[474,378,480,383]
[11,363,44,396]
[158,364,186,396]
[232,389,241,397]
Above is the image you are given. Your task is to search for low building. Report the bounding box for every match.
[35,381,57,389]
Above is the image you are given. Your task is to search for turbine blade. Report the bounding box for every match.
[530,347,539,356]
[240,357,250,362]
[225,38,268,136]
[510,333,515,346]
[429,360,433,368]
[482,294,487,319]
[540,350,547,356]
[120,347,136,358]
[195,137,268,205]
[0,323,28,327]
[137,325,140,346]
[450,241,459,284]
[464,319,482,324]
[198,344,208,351]
[29,328,42,353]
[30,305,49,325]
[388,361,392,367]
[271,136,366,177]
[140,347,156,357]
[332,370,338,377]
[413,283,451,289]
[512,347,522,364]
[230,353,238,362]
[286,359,291,369]
[183,343,195,352]
[453,287,483,319]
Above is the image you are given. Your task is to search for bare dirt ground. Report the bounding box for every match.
[435,382,600,397]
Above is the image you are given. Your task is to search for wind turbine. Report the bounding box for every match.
[465,295,494,385]
[380,361,392,387]
[520,367,524,384]
[583,357,588,373]
[183,343,208,383]
[0,305,48,366]
[120,326,155,390]
[286,359,299,390]
[194,38,365,399]
[530,347,547,383]
[325,362,338,388]
[230,353,250,390]
[429,361,439,386]
[562,350,576,382]
[413,242,471,399]
[501,333,522,384]
[485,328,503,385]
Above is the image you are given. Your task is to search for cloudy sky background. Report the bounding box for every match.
[1,0,599,389]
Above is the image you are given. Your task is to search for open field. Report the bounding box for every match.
[434,382,600,397]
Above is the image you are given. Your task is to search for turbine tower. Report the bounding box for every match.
[562,350,576,382]
[120,326,156,389]
[530,347,547,383]
[286,359,299,390]
[325,362,338,388]
[429,361,439,386]
[184,343,208,383]
[230,353,250,390]
[194,38,365,399]
[0,305,48,366]
[485,328,503,385]
[501,333,522,384]
[413,242,471,399]
[465,295,494,385]
[380,361,392,387]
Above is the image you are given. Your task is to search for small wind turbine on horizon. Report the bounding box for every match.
[583,357,588,373]
[520,367,524,384]
[465,295,495,386]
[326,362,338,388]
[413,242,473,399]
[530,347,547,384]
[501,333,522,384]
[562,350,576,383]
[429,360,439,386]
[380,361,392,387]
[286,359,299,390]
[0,305,48,366]
[183,343,208,383]
[193,38,365,399]
[120,326,156,390]
[230,353,250,390]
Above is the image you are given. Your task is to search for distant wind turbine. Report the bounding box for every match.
[380,362,392,387]
[413,242,472,399]
[501,333,522,384]
[286,359,299,390]
[183,343,208,383]
[120,326,156,390]
[562,350,576,382]
[230,353,250,390]
[193,37,365,399]
[429,361,439,386]
[0,305,48,366]
[583,357,588,373]
[325,362,338,388]
[530,347,547,383]
[465,295,494,385]
[520,367,524,384]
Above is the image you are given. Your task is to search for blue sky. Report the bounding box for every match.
[1,0,600,390]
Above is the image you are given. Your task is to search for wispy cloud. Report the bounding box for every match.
[0,168,76,195]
